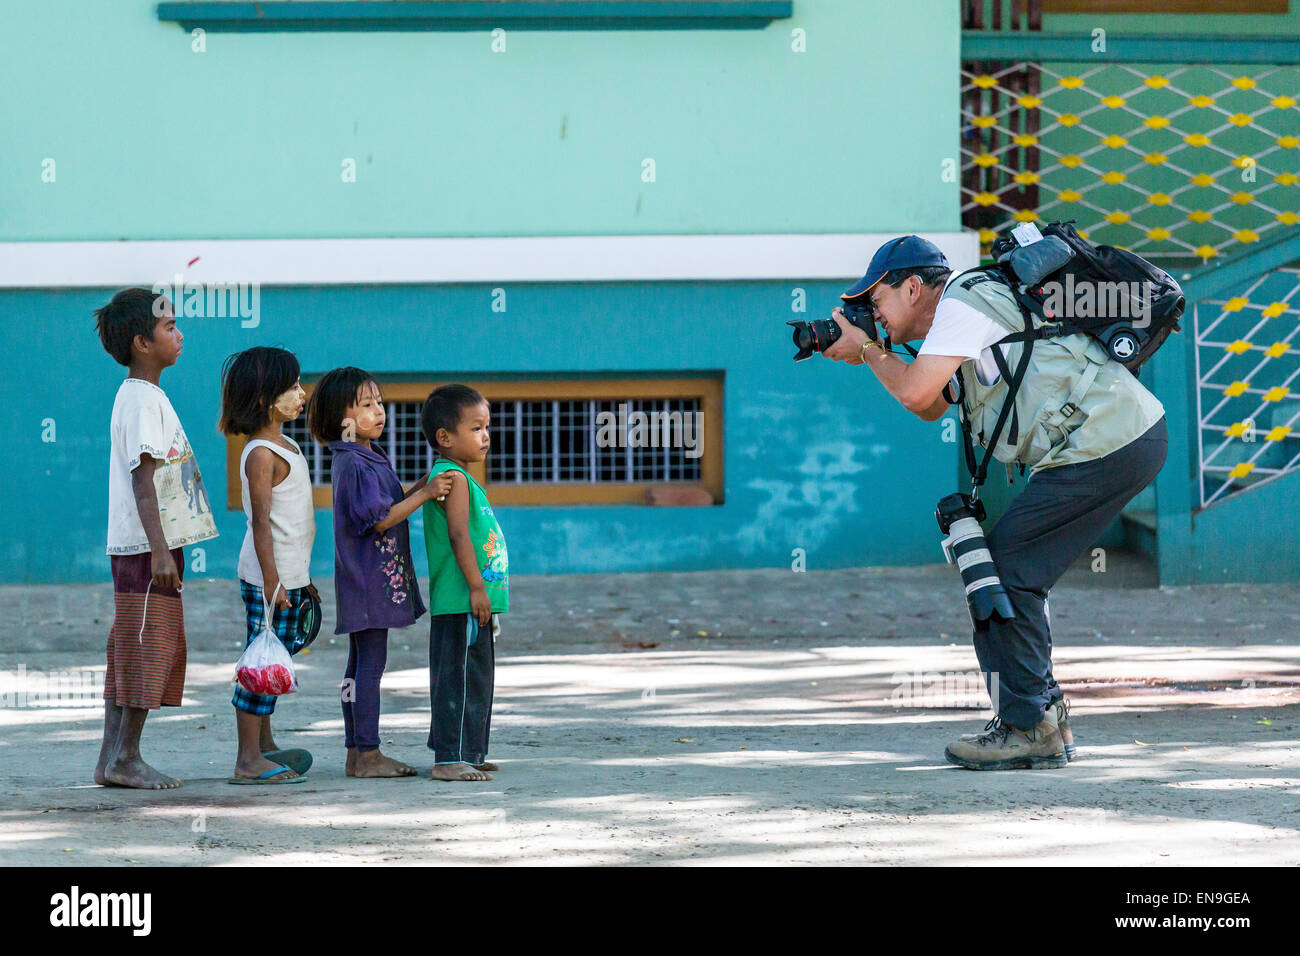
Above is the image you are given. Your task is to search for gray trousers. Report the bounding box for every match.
[976,417,1168,729]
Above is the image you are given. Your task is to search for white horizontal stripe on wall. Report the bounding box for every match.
[0,233,979,288]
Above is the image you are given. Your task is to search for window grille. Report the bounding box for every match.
[284,401,435,485]
[485,398,703,484]
[283,396,703,486]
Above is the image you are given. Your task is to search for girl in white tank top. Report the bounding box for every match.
[237,437,315,589]
[218,347,319,784]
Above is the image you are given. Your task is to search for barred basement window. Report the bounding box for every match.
[487,399,703,485]
[224,377,722,508]
[281,401,435,488]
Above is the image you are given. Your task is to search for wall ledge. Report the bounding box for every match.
[157,2,794,32]
[0,233,979,288]
[962,30,1300,64]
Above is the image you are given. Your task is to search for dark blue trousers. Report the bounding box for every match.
[427,612,496,766]
[976,417,1168,729]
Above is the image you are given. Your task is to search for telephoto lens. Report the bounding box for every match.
[935,493,1016,625]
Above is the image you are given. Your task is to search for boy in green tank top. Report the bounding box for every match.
[420,385,508,782]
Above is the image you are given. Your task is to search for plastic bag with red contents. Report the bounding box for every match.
[235,587,298,697]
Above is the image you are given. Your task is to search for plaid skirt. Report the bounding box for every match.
[233,581,310,716]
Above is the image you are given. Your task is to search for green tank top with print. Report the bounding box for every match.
[422,460,509,615]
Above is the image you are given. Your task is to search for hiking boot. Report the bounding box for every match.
[945,710,1068,771]
[1054,697,1076,761]
[960,697,1076,761]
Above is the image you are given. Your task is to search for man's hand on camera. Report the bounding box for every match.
[823,308,871,365]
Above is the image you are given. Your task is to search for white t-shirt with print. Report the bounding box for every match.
[917,296,1012,387]
[106,378,219,555]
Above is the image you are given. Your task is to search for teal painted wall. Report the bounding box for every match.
[6,281,962,584]
[0,0,960,241]
[1172,467,1300,584]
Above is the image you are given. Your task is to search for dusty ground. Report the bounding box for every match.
[2,554,1298,866]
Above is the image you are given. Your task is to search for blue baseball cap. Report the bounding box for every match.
[841,235,950,301]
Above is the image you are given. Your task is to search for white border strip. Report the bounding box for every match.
[0,233,978,288]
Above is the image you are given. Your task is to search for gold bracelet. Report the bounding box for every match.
[859,339,883,363]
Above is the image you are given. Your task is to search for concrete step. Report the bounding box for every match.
[1120,508,1157,561]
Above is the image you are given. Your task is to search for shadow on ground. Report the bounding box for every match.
[2,557,1298,865]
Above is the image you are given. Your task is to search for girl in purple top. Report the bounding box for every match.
[307,368,453,778]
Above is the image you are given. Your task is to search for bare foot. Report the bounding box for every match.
[233,754,298,781]
[352,749,418,778]
[473,762,499,772]
[104,757,181,790]
[95,702,124,787]
[431,762,493,782]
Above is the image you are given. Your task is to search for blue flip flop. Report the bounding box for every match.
[228,765,304,785]
[261,748,312,775]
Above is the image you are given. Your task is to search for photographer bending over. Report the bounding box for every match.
[824,235,1167,770]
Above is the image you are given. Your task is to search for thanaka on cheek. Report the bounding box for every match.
[272,389,301,419]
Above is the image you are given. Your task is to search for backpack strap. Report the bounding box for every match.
[965,332,1035,489]
[953,273,1039,490]
[989,344,1020,447]
[970,272,1075,343]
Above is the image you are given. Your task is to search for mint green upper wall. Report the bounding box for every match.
[0,1,960,241]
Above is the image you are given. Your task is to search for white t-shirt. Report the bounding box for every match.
[237,437,316,590]
[106,379,219,555]
[917,296,1012,387]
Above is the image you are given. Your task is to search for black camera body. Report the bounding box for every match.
[935,491,986,533]
[788,300,876,362]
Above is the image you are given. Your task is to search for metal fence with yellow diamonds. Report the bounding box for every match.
[1194,265,1300,507]
[962,59,1300,264]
